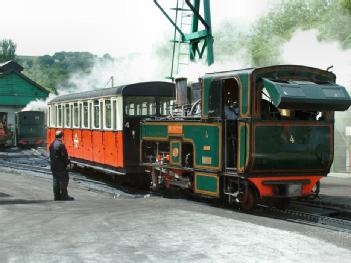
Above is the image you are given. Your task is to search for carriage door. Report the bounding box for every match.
[223,78,240,171]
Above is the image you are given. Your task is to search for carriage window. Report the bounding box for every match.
[48,107,51,127]
[112,100,117,129]
[160,97,175,115]
[125,96,156,116]
[79,103,82,127]
[73,103,79,127]
[65,104,71,127]
[105,100,112,129]
[49,106,56,127]
[93,100,100,128]
[82,102,89,128]
[58,105,63,127]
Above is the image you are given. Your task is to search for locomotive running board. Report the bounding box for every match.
[71,160,126,176]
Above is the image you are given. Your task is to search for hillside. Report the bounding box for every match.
[16,52,114,93]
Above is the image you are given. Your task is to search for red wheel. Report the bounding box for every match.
[240,186,257,211]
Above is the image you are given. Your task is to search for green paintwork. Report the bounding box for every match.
[183,124,220,168]
[238,73,249,116]
[141,122,221,170]
[263,78,351,111]
[196,174,218,194]
[154,0,214,79]
[202,77,212,117]
[238,123,247,170]
[170,141,181,164]
[141,123,168,139]
[0,73,48,105]
[184,30,208,41]
[252,123,331,171]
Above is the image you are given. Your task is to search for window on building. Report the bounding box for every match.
[124,96,156,116]
[93,100,100,128]
[105,99,112,129]
[73,103,79,128]
[58,105,63,127]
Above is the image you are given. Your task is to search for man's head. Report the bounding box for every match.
[55,130,64,140]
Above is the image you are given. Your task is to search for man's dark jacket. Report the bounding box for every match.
[49,139,70,174]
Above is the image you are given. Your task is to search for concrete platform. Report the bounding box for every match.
[316,173,351,209]
[0,168,351,262]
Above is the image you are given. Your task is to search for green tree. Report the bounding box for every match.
[0,39,17,62]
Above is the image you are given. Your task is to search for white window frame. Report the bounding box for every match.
[117,97,123,131]
[64,103,72,128]
[50,105,57,127]
[111,98,118,130]
[72,102,80,129]
[78,101,83,128]
[103,98,113,130]
[92,99,100,129]
[57,104,63,128]
[82,100,90,129]
[47,106,51,127]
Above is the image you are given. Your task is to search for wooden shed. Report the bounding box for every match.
[0,60,50,145]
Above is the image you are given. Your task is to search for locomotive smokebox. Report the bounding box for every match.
[175,78,188,106]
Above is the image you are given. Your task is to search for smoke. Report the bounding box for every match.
[281,29,351,139]
[22,50,172,111]
[21,93,58,112]
[281,29,351,88]
[63,52,168,93]
[176,60,245,83]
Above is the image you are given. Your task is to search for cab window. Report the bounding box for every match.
[160,97,175,116]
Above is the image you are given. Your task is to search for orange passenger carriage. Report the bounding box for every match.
[47,81,175,178]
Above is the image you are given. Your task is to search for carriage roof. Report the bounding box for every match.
[48,81,175,104]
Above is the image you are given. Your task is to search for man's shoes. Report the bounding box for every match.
[61,195,74,201]
[54,195,61,201]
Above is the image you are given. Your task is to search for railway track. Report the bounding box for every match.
[256,203,351,232]
[1,149,351,232]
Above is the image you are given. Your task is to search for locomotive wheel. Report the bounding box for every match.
[240,186,257,211]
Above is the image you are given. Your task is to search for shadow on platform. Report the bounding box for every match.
[0,199,51,205]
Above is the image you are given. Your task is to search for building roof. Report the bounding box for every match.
[0,60,24,73]
[49,81,175,103]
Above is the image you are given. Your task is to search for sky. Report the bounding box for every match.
[0,0,279,57]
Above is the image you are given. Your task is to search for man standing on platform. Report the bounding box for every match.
[49,130,74,201]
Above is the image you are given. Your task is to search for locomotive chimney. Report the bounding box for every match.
[175,78,188,106]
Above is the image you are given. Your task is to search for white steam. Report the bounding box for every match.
[176,60,245,83]
[282,29,351,136]
[22,52,170,112]
[21,93,58,112]
[282,29,351,88]
[65,52,167,92]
